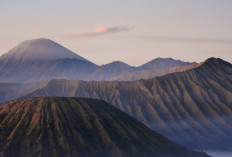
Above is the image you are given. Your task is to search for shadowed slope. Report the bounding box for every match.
[0,97,208,157]
[27,58,232,150]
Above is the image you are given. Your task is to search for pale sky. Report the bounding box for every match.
[1,0,232,66]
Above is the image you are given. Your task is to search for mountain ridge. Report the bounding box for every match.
[25,58,232,150]
[107,63,201,81]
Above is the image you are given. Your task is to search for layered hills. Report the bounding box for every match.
[0,38,194,82]
[0,97,208,157]
[26,58,232,150]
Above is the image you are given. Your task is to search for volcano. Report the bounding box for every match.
[0,97,208,157]
[0,38,97,82]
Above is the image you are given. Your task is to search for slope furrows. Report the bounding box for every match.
[0,97,208,157]
[27,58,232,150]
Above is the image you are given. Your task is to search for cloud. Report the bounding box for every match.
[135,35,232,44]
[63,26,133,39]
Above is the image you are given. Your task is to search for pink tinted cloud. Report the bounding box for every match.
[95,26,108,33]
[63,26,133,39]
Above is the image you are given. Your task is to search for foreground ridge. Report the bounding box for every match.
[0,97,208,157]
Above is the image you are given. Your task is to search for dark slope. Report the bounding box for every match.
[27,58,232,150]
[0,97,208,157]
[138,58,193,70]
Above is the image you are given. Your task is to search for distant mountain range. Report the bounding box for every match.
[24,58,232,150]
[0,97,208,157]
[0,39,97,82]
[0,38,195,82]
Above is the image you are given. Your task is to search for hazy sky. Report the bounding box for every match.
[1,0,232,66]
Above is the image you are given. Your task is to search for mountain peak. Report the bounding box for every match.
[106,61,132,67]
[21,38,54,44]
[139,57,193,71]
[203,57,232,68]
[0,38,90,62]
[204,57,218,63]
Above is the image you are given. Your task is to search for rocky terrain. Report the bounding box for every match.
[0,97,208,157]
[26,58,232,150]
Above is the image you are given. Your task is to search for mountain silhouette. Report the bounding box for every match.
[0,38,90,62]
[0,39,194,82]
[0,38,97,82]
